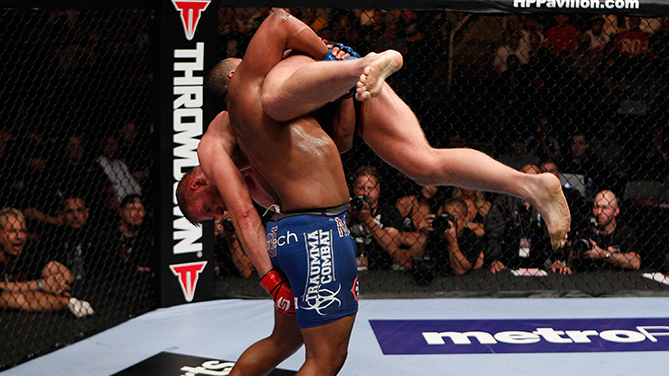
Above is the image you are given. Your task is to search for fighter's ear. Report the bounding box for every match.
[188,176,207,190]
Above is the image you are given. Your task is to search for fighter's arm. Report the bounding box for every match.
[240,9,328,81]
[198,112,272,276]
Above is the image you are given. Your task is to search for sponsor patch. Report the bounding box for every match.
[370,318,669,354]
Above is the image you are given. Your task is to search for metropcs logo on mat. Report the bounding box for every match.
[370,318,669,354]
[170,261,207,302]
[172,0,210,41]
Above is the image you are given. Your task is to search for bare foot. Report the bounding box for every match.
[355,50,403,101]
[530,173,571,249]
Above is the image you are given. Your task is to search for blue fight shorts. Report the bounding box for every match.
[266,204,359,329]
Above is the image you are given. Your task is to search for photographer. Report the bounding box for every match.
[570,190,640,271]
[395,185,441,270]
[485,165,569,274]
[347,166,404,270]
[214,214,254,278]
[438,198,485,276]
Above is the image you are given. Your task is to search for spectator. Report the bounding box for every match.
[214,214,254,278]
[485,165,569,274]
[113,195,152,273]
[570,190,640,270]
[0,208,93,317]
[395,185,440,270]
[347,166,404,270]
[526,116,562,164]
[634,125,669,182]
[7,139,59,215]
[589,120,631,197]
[583,17,611,54]
[58,135,107,209]
[498,132,541,170]
[45,195,100,283]
[117,121,151,190]
[95,135,142,211]
[493,30,528,73]
[613,16,650,60]
[559,131,607,199]
[439,198,485,276]
[451,187,490,237]
[518,17,546,60]
[544,14,580,57]
[568,32,602,80]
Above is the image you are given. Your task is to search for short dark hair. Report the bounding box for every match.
[175,169,202,227]
[205,58,240,111]
[120,194,142,209]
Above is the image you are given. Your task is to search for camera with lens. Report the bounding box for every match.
[432,212,455,233]
[572,238,591,256]
[350,195,371,211]
[571,216,597,256]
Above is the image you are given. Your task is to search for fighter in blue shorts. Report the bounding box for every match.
[265,203,358,328]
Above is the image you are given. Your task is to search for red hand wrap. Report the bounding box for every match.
[259,269,295,316]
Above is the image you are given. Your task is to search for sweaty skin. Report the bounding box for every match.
[262,55,571,249]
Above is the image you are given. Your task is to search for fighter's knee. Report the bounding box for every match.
[401,157,445,186]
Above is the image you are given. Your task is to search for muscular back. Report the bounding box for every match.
[226,47,349,212]
[227,84,348,211]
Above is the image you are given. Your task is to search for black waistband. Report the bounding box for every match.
[270,202,349,222]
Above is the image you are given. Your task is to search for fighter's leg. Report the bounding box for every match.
[360,83,570,248]
[262,51,403,121]
[229,310,304,376]
[296,314,356,376]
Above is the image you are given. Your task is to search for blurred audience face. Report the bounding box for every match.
[120,198,145,228]
[101,136,119,159]
[66,136,84,164]
[420,186,438,200]
[61,198,89,229]
[0,214,27,260]
[571,134,588,157]
[593,190,619,228]
[353,173,380,208]
[541,161,560,179]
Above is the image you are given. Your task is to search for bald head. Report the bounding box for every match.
[594,190,618,209]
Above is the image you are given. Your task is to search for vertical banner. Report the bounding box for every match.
[157,0,217,307]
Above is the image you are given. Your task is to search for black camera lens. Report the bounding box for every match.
[572,238,591,256]
[432,213,455,233]
[351,195,369,211]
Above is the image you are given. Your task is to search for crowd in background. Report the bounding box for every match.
[4,8,669,314]
[213,8,669,284]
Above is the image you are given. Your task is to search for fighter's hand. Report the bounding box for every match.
[323,42,361,61]
[259,269,295,316]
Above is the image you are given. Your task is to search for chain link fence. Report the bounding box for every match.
[0,7,156,370]
[213,8,669,298]
[3,2,669,373]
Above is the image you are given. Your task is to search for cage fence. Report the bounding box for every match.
[2,2,669,373]
[0,7,157,370]
[212,8,669,299]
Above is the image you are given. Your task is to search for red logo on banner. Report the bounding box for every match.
[170,261,207,302]
[172,0,210,41]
